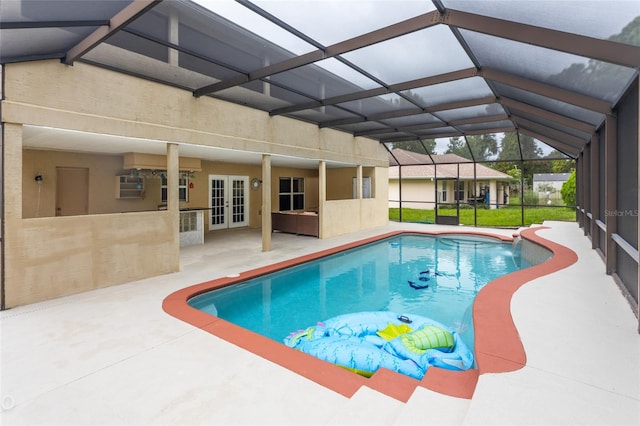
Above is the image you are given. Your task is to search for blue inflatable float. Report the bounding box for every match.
[284,311,474,380]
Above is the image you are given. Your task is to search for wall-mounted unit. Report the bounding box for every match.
[116,175,144,199]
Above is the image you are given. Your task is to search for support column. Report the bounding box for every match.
[576,157,583,229]
[261,154,271,252]
[637,80,640,331]
[582,148,590,236]
[167,143,180,270]
[590,134,600,249]
[605,114,617,275]
[319,161,326,239]
[1,123,23,310]
[356,165,362,199]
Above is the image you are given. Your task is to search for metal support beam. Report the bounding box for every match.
[63,0,162,64]
[582,147,590,235]
[513,115,588,148]
[320,96,496,129]
[481,68,612,114]
[517,128,580,158]
[0,20,109,29]
[500,97,596,135]
[354,113,508,137]
[271,67,478,116]
[382,125,515,143]
[605,114,618,275]
[590,134,600,248]
[444,9,640,69]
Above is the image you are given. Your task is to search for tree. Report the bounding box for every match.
[392,139,436,154]
[492,132,544,186]
[561,169,576,206]
[466,134,498,161]
[445,137,470,158]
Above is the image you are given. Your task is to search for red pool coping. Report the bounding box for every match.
[163,227,578,402]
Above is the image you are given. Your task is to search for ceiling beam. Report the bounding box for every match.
[518,128,581,158]
[481,68,611,114]
[355,121,445,137]
[271,67,478,116]
[513,115,587,148]
[0,20,109,29]
[320,95,496,128]
[444,9,640,69]
[63,0,162,65]
[449,113,509,127]
[358,112,508,137]
[194,10,442,97]
[499,97,596,135]
[381,125,515,143]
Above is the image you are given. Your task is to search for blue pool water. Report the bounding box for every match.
[189,234,530,351]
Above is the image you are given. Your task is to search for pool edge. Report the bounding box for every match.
[162,227,578,402]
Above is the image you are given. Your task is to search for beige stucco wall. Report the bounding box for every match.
[389,179,437,209]
[2,60,389,307]
[322,167,389,238]
[2,61,388,167]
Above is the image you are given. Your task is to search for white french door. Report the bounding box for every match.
[208,175,249,230]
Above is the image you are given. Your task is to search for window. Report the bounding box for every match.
[162,176,189,203]
[455,180,465,201]
[440,180,447,202]
[279,177,304,210]
[352,177,372,199]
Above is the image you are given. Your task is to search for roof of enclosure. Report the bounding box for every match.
[1,0,639,163]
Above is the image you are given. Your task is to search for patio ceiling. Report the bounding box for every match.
[1,0,639,164]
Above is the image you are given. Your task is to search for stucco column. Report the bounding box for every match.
[3,123,22,221]
[2,123,23,309]
[167,143,179,212]
[166,143,180,270]
[319,161,326,239]
[262,154,271,252]
[356,165,362,199]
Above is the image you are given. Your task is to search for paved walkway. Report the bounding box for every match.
[1,221,638,425]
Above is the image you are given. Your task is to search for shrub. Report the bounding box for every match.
[561,170,576,206]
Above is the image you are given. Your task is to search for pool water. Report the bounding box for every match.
[188,234,530,351]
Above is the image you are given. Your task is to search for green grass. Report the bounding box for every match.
[389,205,576,227]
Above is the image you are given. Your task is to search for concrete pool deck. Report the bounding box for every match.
[1,221,639,425]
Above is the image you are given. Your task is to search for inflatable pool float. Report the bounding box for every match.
[284,311,474,380]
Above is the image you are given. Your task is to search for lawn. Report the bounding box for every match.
[389,205,576,227]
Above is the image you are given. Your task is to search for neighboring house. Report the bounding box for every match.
[388,149,512,210]
[533,173,572,201]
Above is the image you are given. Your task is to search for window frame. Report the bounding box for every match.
[161,176,189,203]
[279,177,305,211]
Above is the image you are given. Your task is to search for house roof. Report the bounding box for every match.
[388,149,512,180]
[1,0,638,164]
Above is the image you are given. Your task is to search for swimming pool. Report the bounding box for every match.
[164,228,576,401]
[188,233,531,353]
